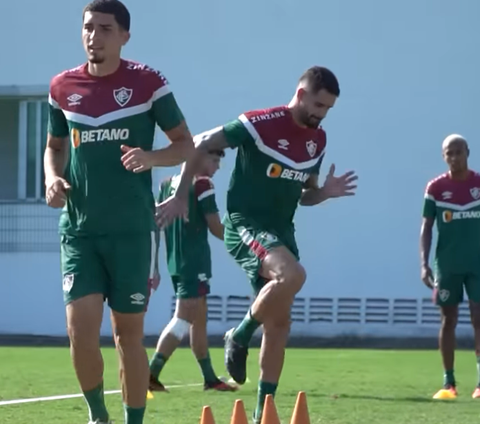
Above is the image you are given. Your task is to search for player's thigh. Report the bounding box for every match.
[224,218,303,294]
[434,273,464,307]
[464,273,480,304]
[104,232,156,314]
[60,234,108,307]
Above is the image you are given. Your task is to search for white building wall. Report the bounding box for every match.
[1,0,479,338]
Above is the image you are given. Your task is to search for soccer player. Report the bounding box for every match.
[148,149,237,393]
[43,1,194,423]
[420,134,480,399]
[130,66,358,422]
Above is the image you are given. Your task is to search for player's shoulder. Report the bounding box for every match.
[123,59,170,91]
[49,64,87,98]
[194,176,215,196]
[425,173,449,196]
[470,170,480,182]
[240,105,289,125]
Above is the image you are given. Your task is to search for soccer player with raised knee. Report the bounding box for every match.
[44,1,194,423]
[420,134,480,399]
[149,66,358,422]
[148,148,237,393]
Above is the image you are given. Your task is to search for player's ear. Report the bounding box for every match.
[122,31,130,46]
[296,87,307,101]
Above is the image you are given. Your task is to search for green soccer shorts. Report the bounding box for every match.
[60,231,158,313]
[223,213,299,295]
[434,272,480,306]
[171,275,211,299]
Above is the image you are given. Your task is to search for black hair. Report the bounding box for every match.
[299,66,340,97]
[83,0,130,31]
[208,149,225,158]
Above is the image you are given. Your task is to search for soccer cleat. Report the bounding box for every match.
[148,374,169,393]
[433,384,457,399]
[204,378,238,392]
[224,328,249,385]
[472,387,480,398]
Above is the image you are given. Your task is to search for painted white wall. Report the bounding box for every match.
[1,0,479,337]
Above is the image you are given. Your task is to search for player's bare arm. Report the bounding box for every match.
[44,134,71,208]
[299,164,358,206]
[157,127,230,228]
[121,121,194,172]
[420,216,435,288]
[205,213,224,240]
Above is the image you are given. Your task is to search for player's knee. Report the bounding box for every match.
[279,262,306,295]
[441,308,458,330]
[469,302,480,328]
[67,322,99,349]
[176,298,202,323]
[163,316,191,341]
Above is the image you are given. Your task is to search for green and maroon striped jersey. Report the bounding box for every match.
[423,171,480,275]
[220,105,325,233]
[48,59,185,235]
[157,175,219,281]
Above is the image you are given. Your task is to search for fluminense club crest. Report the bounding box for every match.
[306,140,317,157]
[471,187,480,200]
[113,87,133,107]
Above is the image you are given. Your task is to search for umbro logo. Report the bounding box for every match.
[67,93,82,106]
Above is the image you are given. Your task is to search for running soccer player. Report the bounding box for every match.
[420,134,480,400]
[44,1,194,423]
[130,66,358,422]
[148,149,237,393]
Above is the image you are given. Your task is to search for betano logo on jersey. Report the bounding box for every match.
[70,128,130,148]
[443,210,480,223]
[266,163,309,183]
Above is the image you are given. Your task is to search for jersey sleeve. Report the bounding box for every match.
[149,71,185,132]
[222,118,252,148]
[422,183,437,219]
[194,178,219,215]
[47,80,69,138]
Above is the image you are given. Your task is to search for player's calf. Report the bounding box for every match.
[439,306,458,389]
[111,311,149,424]
[67,294,110,424]
[149,298,198,387]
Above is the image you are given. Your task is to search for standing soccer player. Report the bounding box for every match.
[148,149,237,393]
[131,66,358,422]
[44,1,194,423]
[420,134,480,399]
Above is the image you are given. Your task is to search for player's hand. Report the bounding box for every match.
[322,164,358,198]
[45,177,71,208]
[155,195,188,229]
[120,145,154,173]
[421,265,435,289]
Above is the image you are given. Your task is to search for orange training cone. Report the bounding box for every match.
[200,405,216,424]
[260,394,281,424]
[230,399,249,424]
[289,391,310,424]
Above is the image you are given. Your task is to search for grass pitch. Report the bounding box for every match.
[0,346,479,423]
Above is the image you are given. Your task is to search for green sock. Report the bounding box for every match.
[232,308,261,347]
[149,352,168,379]
[83,381,109,423]
[254,380,278,421]
[198,353,218,383]
[444,369,455,386]
[124,404,145,424]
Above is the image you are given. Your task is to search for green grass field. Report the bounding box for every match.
[0,346,479,423]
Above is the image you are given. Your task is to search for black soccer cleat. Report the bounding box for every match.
[224,327,248,385]
[148,374,168,392]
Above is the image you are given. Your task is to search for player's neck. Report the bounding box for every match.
[287,100,308,129]
[88,57,121,77]
[449,169,470,181]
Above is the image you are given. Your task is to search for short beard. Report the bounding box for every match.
[88,54,105,64]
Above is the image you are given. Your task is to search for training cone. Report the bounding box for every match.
[146,390,154,400]
[230,399,249,424]
[200,405,216,424]
[433,389,456,400]
[260,394,281,424]
[289,391,310,424]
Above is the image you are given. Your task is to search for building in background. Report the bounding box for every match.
[1,0,479,339]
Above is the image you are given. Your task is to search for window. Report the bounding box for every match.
[18,99,48,200]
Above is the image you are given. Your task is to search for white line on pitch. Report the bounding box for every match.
[0,383,202,407]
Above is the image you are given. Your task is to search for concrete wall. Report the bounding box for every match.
[1,0,479,338]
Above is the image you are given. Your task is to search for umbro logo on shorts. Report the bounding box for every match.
[130,293,145,305]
